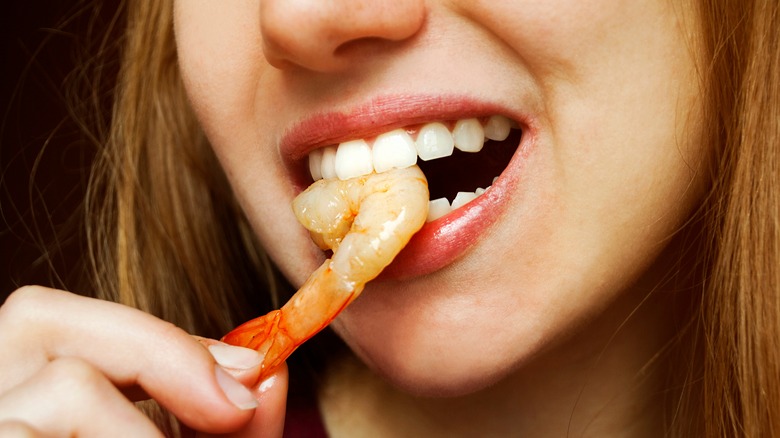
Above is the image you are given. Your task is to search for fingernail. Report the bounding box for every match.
[214,365,258,410]
[208,344,263,370]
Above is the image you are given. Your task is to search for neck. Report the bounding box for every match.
[319,257,695,436]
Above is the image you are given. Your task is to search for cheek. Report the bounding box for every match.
[174,0,265,147]
[175,2,321,283]
[329,1,706,395]
[515,1,707,234]
[472,0,642,73]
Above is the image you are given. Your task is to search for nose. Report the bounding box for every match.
[260,0,426,72]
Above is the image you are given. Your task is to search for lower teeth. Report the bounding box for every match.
[426,185,492,222]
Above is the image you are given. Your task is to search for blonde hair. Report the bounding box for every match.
[85,0,279,337]
[80,0,779,435]
[697,0,780,435]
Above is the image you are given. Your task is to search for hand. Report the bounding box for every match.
[0,286,288,437]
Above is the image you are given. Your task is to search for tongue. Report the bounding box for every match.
[417,129,521,201]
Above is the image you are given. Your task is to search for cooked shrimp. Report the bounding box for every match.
[221,166,428,379]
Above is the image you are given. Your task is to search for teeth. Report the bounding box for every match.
[415,122,454,161]
[335,139,373,180]
[306,115,516,219]
[451,191,478,210]
[308,148,323,181]
[372,129,418,173]
[320,146,337,180]
[309,116,516,181]
[427,198,451,222]
[453,118,484,153]
[484,115,511,141]
[425,187,492,222]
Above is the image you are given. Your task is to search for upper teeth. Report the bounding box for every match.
[307,115,514,221]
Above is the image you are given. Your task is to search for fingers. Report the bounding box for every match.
[245,365,288,438]
[0,286,258,433]
[197,364,289,438]
[0,357,162,437]
[195,337,264,386]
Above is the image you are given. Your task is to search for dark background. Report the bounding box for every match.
[1,2,117,299]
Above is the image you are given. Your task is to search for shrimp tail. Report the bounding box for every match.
[220,310,282,352]
[220,262,361,373]
[220,310,295,373]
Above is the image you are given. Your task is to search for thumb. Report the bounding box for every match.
[240,365,289,438]
[196,339,288,438]
[197,364,288,438]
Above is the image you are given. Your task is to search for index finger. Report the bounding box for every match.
[0,286,258,434]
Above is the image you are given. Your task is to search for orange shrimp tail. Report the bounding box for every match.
[221,310,281,350]
[221,310,298,376]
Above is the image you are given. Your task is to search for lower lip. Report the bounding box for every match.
[378,128,533,280]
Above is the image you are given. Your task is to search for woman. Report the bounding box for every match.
[1,0,778,436]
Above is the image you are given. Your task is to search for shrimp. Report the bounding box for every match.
[221,166,428,379]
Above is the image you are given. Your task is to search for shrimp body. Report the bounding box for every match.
[222,166,428,378]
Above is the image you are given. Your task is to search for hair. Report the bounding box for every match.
[76,2,287,432]
[71,0,778,435]
[84,0,280,336]
[696,0,780,435]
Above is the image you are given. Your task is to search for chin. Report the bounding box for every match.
[330,297,545,398]
[356,343,515,398]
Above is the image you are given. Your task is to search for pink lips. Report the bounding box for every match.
[381,177,512,280]
[280,94,535,280]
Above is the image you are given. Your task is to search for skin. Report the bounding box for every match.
[175,0,705,436]
[0,0,706,436]
[0,286,288,436]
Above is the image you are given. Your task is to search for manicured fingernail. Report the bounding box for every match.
[208,344,263,370]
[215,365,258,410]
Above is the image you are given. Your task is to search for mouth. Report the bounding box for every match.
[306,115,521,222]
[282,96,531,279]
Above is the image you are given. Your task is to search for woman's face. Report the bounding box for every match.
[175,0,705,395]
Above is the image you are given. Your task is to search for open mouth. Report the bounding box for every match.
[306,115,521,222]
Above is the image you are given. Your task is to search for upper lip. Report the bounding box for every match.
[280,93,526,187]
